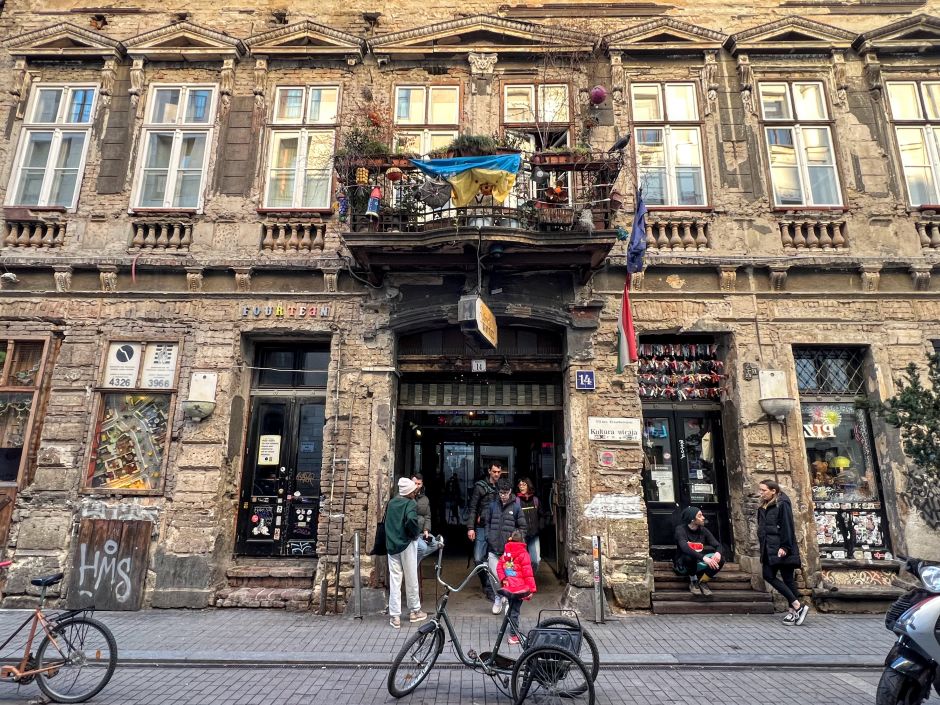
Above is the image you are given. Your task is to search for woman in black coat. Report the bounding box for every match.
[757,479,809,625]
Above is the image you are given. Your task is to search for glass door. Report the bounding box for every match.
[642,410,732,560]
[236,397,325,556]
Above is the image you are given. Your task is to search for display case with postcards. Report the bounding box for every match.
[804,402,892,561]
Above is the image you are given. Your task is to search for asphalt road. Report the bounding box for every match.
[0,663,884,705]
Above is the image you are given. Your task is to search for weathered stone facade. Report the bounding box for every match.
[0,0,938,612]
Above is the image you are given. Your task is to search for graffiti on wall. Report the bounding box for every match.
[68,519,152,611]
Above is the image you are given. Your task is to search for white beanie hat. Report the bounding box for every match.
[398,477,417,496]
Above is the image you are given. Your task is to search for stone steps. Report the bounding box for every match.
[652,561,774,615]
[215,586,313,610]
[214,559,318,609]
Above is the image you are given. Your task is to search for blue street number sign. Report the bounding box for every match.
[576,370,596,391]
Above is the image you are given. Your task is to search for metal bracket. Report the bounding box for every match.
[742,362,759,381]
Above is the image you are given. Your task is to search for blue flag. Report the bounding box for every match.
[627,189,647,274]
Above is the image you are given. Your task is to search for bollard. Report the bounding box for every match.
[353,532,363,620]
[592,535,605,624]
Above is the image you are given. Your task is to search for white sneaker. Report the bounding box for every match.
[492,596,502,614]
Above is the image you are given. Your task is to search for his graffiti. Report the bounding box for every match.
[289,541,315,555]
[77,538,132,603]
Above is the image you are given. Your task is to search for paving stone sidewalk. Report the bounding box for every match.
[0,608,894,668]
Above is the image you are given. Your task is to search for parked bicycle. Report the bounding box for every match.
[387,544,599,704]
[0,561,118,703]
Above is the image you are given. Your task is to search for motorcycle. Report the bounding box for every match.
[878,555,940,705]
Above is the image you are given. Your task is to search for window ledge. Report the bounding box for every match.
[647,206,714,213]
[257,208,331,216]
[772,207,847,215]
[820,558,899,571]
[129,208,198,216]
[4,206,67,219]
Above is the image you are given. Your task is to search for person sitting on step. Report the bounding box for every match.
[673,506,725,597]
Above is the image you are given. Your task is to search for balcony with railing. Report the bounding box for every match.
[340,151,624,283]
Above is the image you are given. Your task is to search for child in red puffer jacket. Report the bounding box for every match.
[496,531,537,645]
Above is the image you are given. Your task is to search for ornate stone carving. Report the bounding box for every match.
[859,264,882,292]
[253,58,267,109]
[100,59,117,108]
[630,271,644,292]
[11,59,35,119]
[219,58,235,111]
[322,268,339,293]
[831,52,848,105]
[701,51,719,116]
[129,58,146,113]
[768,265,789,291]
[468,51,497,77]
[98,266,118,293]
[468,52,497,95]
[233,267,252,292]
[910,265,932,291]
[186,267,204,292]
[53,266,72,293]
[737,54,755,115]
[719,265,737,292]
[864,53,882,101]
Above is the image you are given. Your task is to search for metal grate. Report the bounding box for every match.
[793,347,866,396]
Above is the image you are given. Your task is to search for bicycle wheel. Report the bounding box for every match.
[535,618,600,682]
[511,646,594,705]
[387,626,444,698]
[35,617,118,704]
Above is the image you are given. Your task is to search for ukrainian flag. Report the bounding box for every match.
[411,154,522,208]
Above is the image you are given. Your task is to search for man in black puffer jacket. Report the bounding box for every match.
[481,478,527,614]
[467,463,502,601]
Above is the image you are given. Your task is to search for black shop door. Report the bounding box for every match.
[236,397,324,557]
[641,410,733,561]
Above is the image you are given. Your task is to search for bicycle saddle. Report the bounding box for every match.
[31,573,64,587]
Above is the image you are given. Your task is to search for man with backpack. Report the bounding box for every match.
[482,477,527,614]
[466,462,502,602]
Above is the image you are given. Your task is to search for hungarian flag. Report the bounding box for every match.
[617,190,648,372]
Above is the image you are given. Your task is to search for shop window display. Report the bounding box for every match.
[86,341,179,493]
[803,402,891,560]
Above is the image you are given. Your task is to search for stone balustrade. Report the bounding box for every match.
[645,217,710,250]
[260,221,326,252]
[3,220,65,249]
[915,219,940,249]
[130,219,193,251]
[778,218,847,250]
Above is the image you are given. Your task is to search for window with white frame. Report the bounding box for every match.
[503,84,570,125]
[886,81,940,206]
[7,85,96,208]
[631,83,706,206]
[759,82,841,207]
[393,86,459,155]
[135,85,216,209]
[265,86,339,209]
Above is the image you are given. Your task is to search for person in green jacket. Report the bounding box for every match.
[386,477,426,629]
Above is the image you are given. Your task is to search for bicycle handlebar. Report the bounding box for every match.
[434,543,496,593]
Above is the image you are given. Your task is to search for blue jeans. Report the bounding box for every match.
[417,535,441,563]
[474,530,495,599]
[526,535,541,573]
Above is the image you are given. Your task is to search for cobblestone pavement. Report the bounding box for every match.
[0,664,885,705]
[0,608,894,667]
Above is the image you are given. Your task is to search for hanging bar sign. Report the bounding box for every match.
[458,294,498,349]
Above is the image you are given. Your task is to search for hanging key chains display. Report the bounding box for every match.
[636,343,725,400]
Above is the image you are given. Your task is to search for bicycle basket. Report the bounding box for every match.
[525,626,582,654]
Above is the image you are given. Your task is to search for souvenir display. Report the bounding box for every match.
[637,343,725,400]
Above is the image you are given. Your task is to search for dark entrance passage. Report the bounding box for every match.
[235,344,328,557]
[401,409,561,573]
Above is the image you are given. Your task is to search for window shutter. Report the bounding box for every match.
[96,65,132,195]
[215,96,259,197]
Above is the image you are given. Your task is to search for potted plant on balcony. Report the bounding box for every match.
[334,125,390,170]
[445,133,499,158]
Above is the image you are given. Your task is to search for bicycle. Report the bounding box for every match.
[0,561,118,703]
[387,543,599,704]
